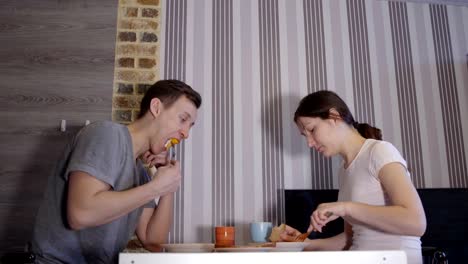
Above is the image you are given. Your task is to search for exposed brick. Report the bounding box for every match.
[138,58,156,69]
[141,32,158,43]
[116,44,135,56]
[113,95,141,108]
[117,70,138,82]
[117,83,134,94]
[135,45,157,56]
[118,32,137,42]
[138,71,156,82]
[137,0,159,6]
[132,110,141,120]
[119,20,131,29]
[116,44,157,56]
[113,110,132,123]
[118,58,135,68]
[125,7,138,17]
[117,70,156,82]
[114,0,160,124]
[119,19,158,30]
[137,84,152,94]
[142,8,159,18]
[119,0,140,5]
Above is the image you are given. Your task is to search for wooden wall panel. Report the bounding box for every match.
[0,0,117,253]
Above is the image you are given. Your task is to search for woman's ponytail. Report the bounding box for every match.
[353,122,382,140]
[295,90,383,141]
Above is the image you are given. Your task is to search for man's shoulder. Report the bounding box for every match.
[78,121,126,138]
[72,121,129,153]
[88,120,123,131]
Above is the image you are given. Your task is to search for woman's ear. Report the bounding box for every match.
[149,98,162,118]
[328,108,341,119]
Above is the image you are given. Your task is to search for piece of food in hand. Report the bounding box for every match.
[269,223,286,242]
[165,138,180,150]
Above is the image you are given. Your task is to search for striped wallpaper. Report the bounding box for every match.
[162,0,187,243]
[389,1,426,187]
[159,0,468,244]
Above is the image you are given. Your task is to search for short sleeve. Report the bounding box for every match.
[369,141,408,180]
[66,123,125,189]
[138,162,157,208]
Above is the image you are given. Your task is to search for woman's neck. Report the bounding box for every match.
[340,130,367,168]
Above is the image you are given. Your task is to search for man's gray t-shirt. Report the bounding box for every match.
[32,121,153,264]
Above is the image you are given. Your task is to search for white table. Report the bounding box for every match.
[120,250,407,264]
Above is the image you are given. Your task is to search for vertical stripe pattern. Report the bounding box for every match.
[430,4,468,187]
[159,0,468,244]
[212,0,235,226]
[163,0,187,243]
[258,0,285,225]
[389,2,425,187]
[303,0,333,190]
[346,0,376,125]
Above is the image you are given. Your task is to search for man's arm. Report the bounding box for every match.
[135,194,174,251]
[134,163,176,250]
[67,161,181,230]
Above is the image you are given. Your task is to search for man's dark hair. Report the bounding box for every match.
[138,79,202,119]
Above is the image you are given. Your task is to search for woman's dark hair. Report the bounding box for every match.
[294,90,382,140]
[138,79,202,119]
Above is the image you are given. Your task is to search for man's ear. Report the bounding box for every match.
[149,98,163,118]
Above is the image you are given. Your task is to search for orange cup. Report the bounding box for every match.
[215,226,235,248]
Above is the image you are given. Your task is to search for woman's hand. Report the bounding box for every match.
[141,151,168,168]
[309,202,348,232]
[278,225,302,242]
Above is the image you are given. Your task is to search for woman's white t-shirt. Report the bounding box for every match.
[337,139,422,264]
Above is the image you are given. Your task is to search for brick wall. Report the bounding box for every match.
[113,0,160,123]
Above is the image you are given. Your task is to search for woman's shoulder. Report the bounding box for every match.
[369,140,401,157]
[368,140,407,175]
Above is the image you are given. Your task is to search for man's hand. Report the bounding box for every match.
[150,160,181,196]
[142,151,168,168]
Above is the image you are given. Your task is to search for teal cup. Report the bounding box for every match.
[250,222,273,242]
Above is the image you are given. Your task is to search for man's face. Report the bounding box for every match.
[150,95,198,154]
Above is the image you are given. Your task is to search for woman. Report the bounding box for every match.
[282,90,426,264]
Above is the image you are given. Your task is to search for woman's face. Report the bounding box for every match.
[296,116,339,157]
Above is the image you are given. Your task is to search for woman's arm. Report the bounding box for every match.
[303,222,352,251]
[311,162,426,237]
[281,223,352,251]
[347,162,426,236]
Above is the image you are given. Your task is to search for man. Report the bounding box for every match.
[31,80,202,263]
